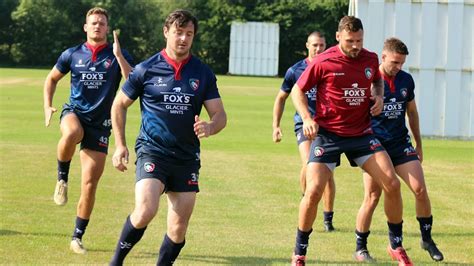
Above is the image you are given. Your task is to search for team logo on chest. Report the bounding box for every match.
[103,59,112,69]
[400,88,408,98]
[364,67,373,79]
[189,79,200,91]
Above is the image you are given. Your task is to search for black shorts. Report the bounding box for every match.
[382,135,419,167]
[308,128,385,165]
[60,104,111,154]
[136,153,201,193]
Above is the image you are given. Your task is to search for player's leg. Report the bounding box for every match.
[54,112,84,205]
[361,151,412,265]
[110,178,165,265]
[297,139,311,195]
[395,160,443,261]
[157,191,196,264]
[353,172,381,262]
[322,173,336,232]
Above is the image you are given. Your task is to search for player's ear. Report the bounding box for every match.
[83,23,87,33]
[163,26,168,39]
[335,31,340,42]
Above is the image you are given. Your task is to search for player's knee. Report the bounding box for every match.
[304,187,323,205]
[383,177,401,195]
[132,208,156,226]
[413,186,429,201]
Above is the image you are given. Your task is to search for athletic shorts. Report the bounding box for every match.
[135,152,200,193]
[295,127,310,145]
[60,104,111,154]
[308,128,385,166]
[382,135,419,166]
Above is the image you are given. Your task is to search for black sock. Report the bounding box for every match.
[294,228,312,256]
[355,230,370,251]
[417,215,433,242]
[323,211,334,223]
[157,234,186,266]
[388,221,403,249]
[72,216,89,240]
[57,160,71,182]
[110,216,147,266]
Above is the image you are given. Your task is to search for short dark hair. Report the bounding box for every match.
[164,9,198,34]
[86,7,108,23]
[308,31,325,39]
[338,16,363,32]
[383,37,409,55]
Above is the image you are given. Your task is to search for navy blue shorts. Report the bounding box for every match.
[382,135,419,166]
[295,127,311,145]
[60,104,111,154]
[308,128,385,165]
[136,153,200,193]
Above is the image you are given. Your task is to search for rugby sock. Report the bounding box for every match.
[355,230,370,251]
[72,216,89,240]
[323,211,334,223]
[57,160,71,182]
[157,234,185,265]
[294,228,312,256]
[417,215,433,242]
[387,221,403,249]
[110,216,147,265]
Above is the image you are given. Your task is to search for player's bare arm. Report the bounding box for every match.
[111,90,135,171]
[370,78,384,116]
[112,30,132,79]
[406,99,423,162]
[43,67,65,127]
[290,84,317,140]
[194,98,227,138]
[272,90,289,143]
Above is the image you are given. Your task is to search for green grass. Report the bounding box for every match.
[0,67,473,265]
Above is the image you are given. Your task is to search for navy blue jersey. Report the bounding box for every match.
[280,59,317,131]
[122,50,221,163]
[371,70,415,142]
[55,43,133,125]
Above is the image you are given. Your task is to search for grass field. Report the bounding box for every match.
[0,67,473,265]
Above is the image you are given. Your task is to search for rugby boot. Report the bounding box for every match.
[324,221,335,232]
[291,253,306,266]
[53,179,68,205]
[353,249,376,263]
[421,239,444,261]
[70,237,87,254]
[387,245,413,266]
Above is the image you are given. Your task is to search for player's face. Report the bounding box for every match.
[84,14,108,43]
[381,51,406,77]
[164,21,195,58]
[336,29,363,58]
[306,36,326,60]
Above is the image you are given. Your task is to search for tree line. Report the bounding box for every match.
[0,0,348,75]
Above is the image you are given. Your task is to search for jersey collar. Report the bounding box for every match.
[161,49,192,80]
[380,70,396,93]
[85,42,108,62]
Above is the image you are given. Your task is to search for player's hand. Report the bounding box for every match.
[416,145,423,163]
[112,145,129,172]
[44,106,57,127]
[370,95,383,116]
[302,118,318,140]
[112,30,123,59]
[194,115,211,138]
[273,127,283,143]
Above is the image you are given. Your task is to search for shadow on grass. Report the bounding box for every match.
[323,227,474,238]
[0,229,69,238]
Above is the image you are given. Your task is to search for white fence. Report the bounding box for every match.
[349,0,473,139]
[228,21,279,76]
